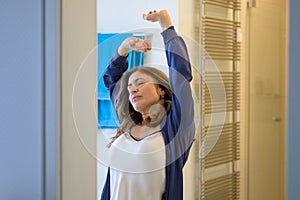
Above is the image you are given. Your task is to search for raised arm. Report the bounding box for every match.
[143,10,195,165]
[143,10,192,82]
[103,37,152,104]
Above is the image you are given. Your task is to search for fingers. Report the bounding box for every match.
[118,37,152,57]
[128,37,140,46]
[128,37,152,53]
[144,39,152,51]
[138,39,152,52]
[142,10,172,31]
[142,10,159,22]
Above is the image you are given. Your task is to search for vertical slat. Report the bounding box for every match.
[198,0,241,199]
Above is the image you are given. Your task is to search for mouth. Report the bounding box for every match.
[132,96,141,102]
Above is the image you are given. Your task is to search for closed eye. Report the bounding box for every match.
[127,78,147,91]
[136,81,145,86]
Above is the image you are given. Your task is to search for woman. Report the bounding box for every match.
[101,10,195,200]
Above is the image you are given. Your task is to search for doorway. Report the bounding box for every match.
[247,0,287,199]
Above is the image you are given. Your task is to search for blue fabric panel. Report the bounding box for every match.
[98,33,144,128]
[98,33,132,100]
[98,99,119,128]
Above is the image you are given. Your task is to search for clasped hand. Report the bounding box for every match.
[117,10,172,57]
[118,37,152,57]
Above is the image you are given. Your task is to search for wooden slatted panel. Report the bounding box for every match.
[203,72,240,114]
[203,17,241,61]
[203,122,240,168]
[203,0,241,10]
[199,0,241,199]
[202,172,240,200]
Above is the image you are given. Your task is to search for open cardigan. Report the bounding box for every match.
[101,26,195,200]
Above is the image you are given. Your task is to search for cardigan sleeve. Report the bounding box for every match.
[103,52,129,107]
[161,26,195,167]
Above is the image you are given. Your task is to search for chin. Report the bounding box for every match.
[132,104,146,114]
[133,107,143,114]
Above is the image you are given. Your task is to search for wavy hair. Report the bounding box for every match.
[108,66,172,147]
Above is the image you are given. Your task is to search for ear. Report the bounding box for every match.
[158,87,165,96]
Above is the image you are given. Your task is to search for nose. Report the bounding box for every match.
[129,85,138,94]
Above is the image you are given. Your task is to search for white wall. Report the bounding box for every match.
[97,0,178,33]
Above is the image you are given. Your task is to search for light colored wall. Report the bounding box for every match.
[61,0,97,199]
[178,0,198,199]
[97,0,178,33]
[240,1,248,199]
[179,0,195,39]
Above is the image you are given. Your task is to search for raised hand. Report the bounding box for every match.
[118,37,152,57]
[142,10,173,31]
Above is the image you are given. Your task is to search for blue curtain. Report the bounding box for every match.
[98,33,144,128]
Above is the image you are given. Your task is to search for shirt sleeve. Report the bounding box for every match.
[103,52,128,106]
[161,26,195,167]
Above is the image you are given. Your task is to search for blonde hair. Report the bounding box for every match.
[108,66,172,146]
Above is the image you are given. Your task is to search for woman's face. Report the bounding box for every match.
[128,71,165,114]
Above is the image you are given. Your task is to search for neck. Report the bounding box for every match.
[142,113,149,120]
[139,112,150,126]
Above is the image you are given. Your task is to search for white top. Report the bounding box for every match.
[109,131,166,200]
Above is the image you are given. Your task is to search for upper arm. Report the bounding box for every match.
[163,31,194,132]
[162,30,195,165]
[103,53,128,105]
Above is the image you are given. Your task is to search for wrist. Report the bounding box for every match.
[159,19,172,31]
[160,24,173,31]
[158,10,172,31]
[117,47,129,57]
[117,41,130,57]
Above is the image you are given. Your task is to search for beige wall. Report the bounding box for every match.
[240,1,248,199]
[179,0,198,199]
[60,0,97,199]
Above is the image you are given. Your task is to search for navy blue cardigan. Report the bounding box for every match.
[101,26,195,200]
